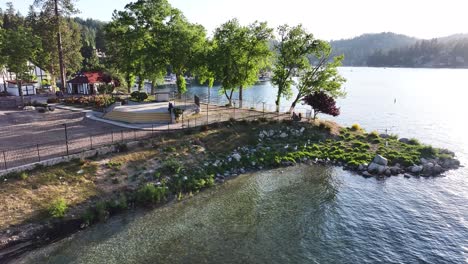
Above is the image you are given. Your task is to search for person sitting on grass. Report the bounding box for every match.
[292,112,302,121]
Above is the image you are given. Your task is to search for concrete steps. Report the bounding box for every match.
[104,111,172,124]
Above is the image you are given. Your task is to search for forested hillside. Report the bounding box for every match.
[330,32,418,66]
[367,37,468,68]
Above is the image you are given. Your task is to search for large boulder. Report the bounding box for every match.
[368,162,386,174]
[433,164,443,174]
[389,166,400,175]
[423,162,435,175]
[410,165,423,174]
[372,155,388,166]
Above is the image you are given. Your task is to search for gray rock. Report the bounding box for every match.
[368,162,386,174]
[433,164,443,174]
[280,133,288,138]
[399,138,410,144]
[380,134,390,139]
[404,174,411,178]
[385,169,392,176]
[372,155,388,166]
[439,149,455,156]
[232,153,241,162]
[23,106,35,111]
[362,171,373,178]
[423,162,435,175]
[390,166,400,175]
[410,165,423,174]
[358,164,367,171]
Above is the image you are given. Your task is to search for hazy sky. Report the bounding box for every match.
[2,0,468,40]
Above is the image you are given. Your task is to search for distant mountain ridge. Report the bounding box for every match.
[330,32,468,68]
[330,32,418,66]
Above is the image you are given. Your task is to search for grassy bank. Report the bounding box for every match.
[0,119,460,257]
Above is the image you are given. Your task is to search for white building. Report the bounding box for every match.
[0,61,51,96]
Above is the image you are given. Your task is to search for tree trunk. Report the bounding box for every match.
[275,93,281,113]
[54,0,66,93]
[126,74,132,94]
[137,78,143,92]
[224,88,234,106]
[239,85,243,108]
[17,79,24,106]
[289,93,302,113]
[151,79,157,95]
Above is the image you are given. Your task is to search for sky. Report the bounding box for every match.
[2,0,468,40]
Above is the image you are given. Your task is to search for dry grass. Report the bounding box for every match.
[0,160,99,229]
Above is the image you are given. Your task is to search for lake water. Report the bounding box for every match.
[18,68,468,263]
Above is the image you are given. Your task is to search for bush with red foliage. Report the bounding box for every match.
[303,92,340,120]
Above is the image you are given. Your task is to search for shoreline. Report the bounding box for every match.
[0,119,461,262]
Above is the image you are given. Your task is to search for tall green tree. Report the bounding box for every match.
[211,19,272,106]
[1,26,41,104]
[27,10,83,89]
[290,42,346,112]
[272,24,317,112]
[163,11,207,94]
[105,0,172,93]
[34,0,78,91]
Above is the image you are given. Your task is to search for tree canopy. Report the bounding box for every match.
[271,24,317,112]
[0,25,41,102]
[211,19,272,105]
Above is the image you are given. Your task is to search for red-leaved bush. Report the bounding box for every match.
[303,92,340,119]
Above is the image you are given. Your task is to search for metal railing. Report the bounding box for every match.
[0,95,299,172]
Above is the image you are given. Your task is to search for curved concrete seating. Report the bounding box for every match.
[104,103,172,124]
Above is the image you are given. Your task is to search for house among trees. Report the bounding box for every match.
[0,61,51,96]
[67,71,112,95]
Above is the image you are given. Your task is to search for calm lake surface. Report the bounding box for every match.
[19,68,468,263]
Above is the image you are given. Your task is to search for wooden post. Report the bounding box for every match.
[63,124,69,156]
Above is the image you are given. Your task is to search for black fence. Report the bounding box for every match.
[0,97,295,171]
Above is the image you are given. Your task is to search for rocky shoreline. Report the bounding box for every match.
[0,121,461,262]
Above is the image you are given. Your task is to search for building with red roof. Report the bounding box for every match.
[67,71,113,95]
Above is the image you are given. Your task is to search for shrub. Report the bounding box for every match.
[136,184,167,205]
[408,138,420,146]
[130,91,148,102]
[19,172,28,180]
[106,161,122,170]
[130,91,140,98]
[48,198,68,218]
[95,201,109,222]
[37,107,47,113]
[368,131,380,139]
[82,207,96,225]
[419,145,438,158]
[351,124,362,131]
[47,98,60,104]
[116,143,128,152]
[161,159,183,174]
